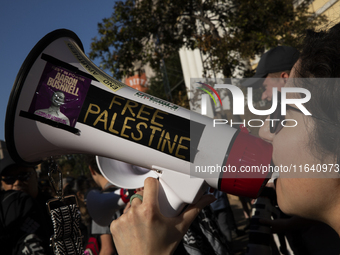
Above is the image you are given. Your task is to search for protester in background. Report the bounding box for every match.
[210,190,245,252]
[38,178,55,197]
[63,175,95,248]
[241,45,299,100]
[0,140,53,254]
[238,196,251,226]
[62,176,75,191]
[176,195,230,255]
[87,155,118,255]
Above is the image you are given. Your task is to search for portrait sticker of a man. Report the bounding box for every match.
[28,62,92,127]
[34,91,70,126]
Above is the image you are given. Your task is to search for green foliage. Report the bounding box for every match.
[146,52,189,108]
[40,154,90,179]
[89,0,327,79]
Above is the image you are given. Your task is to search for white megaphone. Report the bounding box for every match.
[5,29,273,217]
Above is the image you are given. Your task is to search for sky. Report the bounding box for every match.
[0,1,117,141]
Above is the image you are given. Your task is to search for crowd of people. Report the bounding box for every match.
[2,22,340,255]
[0,146,126,254]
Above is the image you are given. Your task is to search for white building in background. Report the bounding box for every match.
[179,47,236,118]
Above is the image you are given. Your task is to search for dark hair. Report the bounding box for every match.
[295,23,340,162]
[86,154,102,175]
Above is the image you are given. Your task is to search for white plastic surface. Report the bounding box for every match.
[97,157,209,217]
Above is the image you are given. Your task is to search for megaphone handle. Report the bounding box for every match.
[154,169,208,217]
[157,178,187,217]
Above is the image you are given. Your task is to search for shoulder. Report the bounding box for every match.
[1,190,36,225]
[1,190,35,211]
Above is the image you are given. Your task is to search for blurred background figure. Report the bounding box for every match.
[210,190,246,253]
[245,187,284,255]
[238,196,252,228]
[63,175,96,249]
[241,45,299,100]
[86,155,122,255]
[179,202,231,255]
[62,176,75,191]
[38,179,55,197]
[0,140,53,254]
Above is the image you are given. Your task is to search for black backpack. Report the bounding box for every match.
[0,190,51,255]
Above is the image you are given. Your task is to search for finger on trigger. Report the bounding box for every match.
[142,177,159,207]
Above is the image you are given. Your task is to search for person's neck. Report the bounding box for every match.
[103,182,114,190]
[98,176,110,190]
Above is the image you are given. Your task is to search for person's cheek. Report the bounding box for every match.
[266,88,273,99]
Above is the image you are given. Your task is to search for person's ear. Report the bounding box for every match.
[89,166,96,176]
[281,72,289,83]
